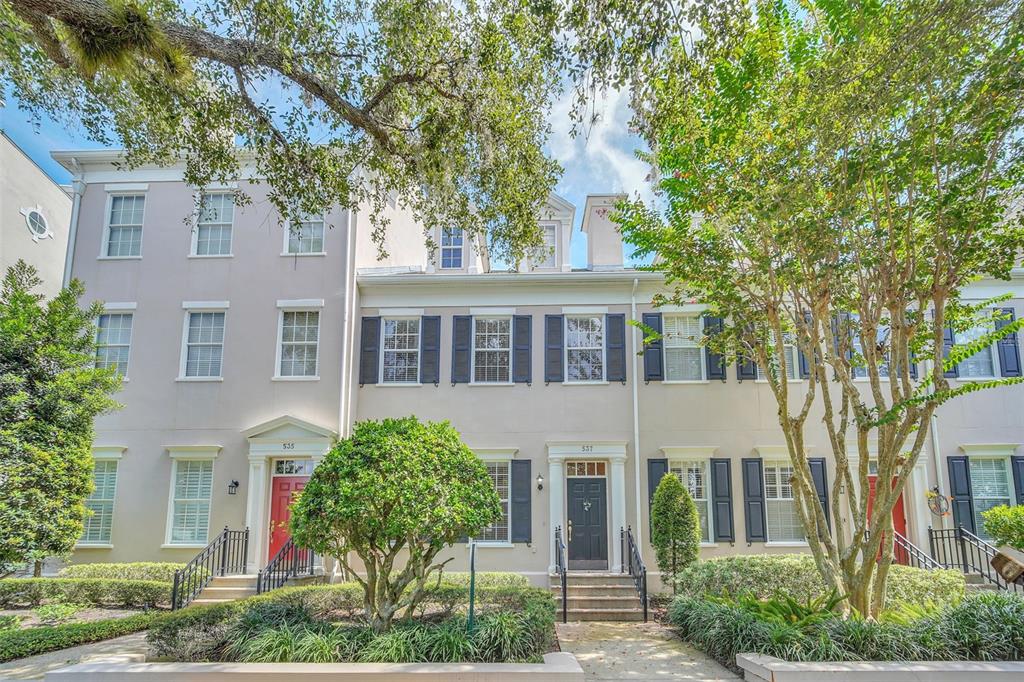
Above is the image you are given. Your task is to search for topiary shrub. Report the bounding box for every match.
[650,473,700,592]
[59,562,186,583]
[982,505,1024,551]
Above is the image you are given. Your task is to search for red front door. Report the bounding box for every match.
[269,476,308,559]
[867,475,909,563]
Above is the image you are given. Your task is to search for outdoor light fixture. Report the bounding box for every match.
[228,480,239,495]
[536,473,544,491]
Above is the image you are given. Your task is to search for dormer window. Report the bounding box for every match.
[538,223,557,268]
[441,228,464,269]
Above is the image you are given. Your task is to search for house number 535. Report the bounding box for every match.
[282,442,295,450]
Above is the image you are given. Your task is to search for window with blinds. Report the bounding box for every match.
[170,460,214,544]
[81,460,118,544]
[969,457,1012,538]
[663,315,704,381]
[764,461,804,542]
[477,461,510,543]
[670,459,711,541]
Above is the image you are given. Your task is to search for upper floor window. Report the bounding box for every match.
[105,195,145,257]
[474,317,511,383]
[194,193,234,256]
[758,334,799,381]
[279,310,320,378]
[381,317,420,383]
[969,457,1012,538]
[95,312,133,376]
[477,461,510,543]
[286,214,325,254]
[566,315,604,382]
[80,459,117,545]
[670,459,711,542]
[958,322,999,378]
[537,223,557,268]
[664,315,704,381]
[441,228,464,269]
[763,460,805,543]
[183,311,226,378]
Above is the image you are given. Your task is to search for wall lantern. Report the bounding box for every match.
[228,480,240,495]
[536,473,544,491]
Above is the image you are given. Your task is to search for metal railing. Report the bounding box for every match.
[554,526,567,624]
[621,526,648,622]
[256,537,316,594]
[929,525,1023,593]
[893,531,943,570]
[171,526,249,610]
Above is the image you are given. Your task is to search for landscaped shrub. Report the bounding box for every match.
[675,555,965,607]
[0,578,170,608]
[59,562,186,584]
[32,602,89,625]
[982,505,1024,551]
[668,591,1024,669]
[438,572,530,588]
[0,612,158,663]
[651,473,700,591]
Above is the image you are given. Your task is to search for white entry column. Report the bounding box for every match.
[548,455,565,573]
[244,455,269,572]
[609,453,627,572]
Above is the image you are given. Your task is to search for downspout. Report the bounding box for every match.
[343,208,359,434]
[61,159,84,288]
[630,278,644,548]
[337,207,355,439]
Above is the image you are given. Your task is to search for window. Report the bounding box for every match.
[473,317,511,383]
[194,193,234,256]
[536,223,557,268]
[274,459,315,475]
[758,334,799,381]
[95,313,133,376]
[105,195,144,257]
[566,461,607,476]
[286,214,325,254]
[853,328,891,379]
[21,207,51,241]
[184,311,226,378]
[441,228,464,269]
[764,461,805,542]
[169,460,213,544]
[670,460,711,542]
[381,318,420,383]
[80,460,117,544]
[969,458,1013,538]
[279,311,320,377]
[664,315,704,381]
[566,315,604,382]
[477,461,510,543]
[958,323,998,378]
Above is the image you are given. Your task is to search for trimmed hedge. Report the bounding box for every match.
[668,592,1024,667]
[438,572,530,588]
[675,555,966,607]
[59,562,186,584]
[0,612,158,663]
[0,578,170,608]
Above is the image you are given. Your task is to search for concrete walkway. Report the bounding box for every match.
[556,621,739,681]
[0,632,148,680]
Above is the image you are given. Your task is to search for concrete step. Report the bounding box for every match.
[563,607,645,622]
[206,574,260,588]
[551,585,639,597]
[550,573,636,586]
[197,586,258,600]
[556,596,643,609]
[964,572,989,585]
[190,598,237,605]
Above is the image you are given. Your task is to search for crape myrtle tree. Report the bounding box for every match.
[650,473,699,593]
[289,417,501,633]
[1,0,562,262]
[0,262,122,577]
[584,0,1024,616]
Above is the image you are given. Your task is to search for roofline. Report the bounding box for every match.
[357,269,663,288]
[3,132,74,193]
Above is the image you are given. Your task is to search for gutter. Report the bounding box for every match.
[61,158,84,288]
[630,278,644,549]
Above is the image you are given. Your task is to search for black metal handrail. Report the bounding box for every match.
[892,530,943,570]
[257,536,315,594]
[928,525,1023,594]
[171,526,249,610]
[554,526,567,624]
[621,526,648,622]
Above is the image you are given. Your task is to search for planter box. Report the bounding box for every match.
[737,654,1024,681]
[45,653,584,682]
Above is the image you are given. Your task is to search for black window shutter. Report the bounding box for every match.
[997,308,1021,378]
[420,316,441,385]
[947,456,975,533]
[544,315,564,383]
[736,357,757,382]
[642,312,664,381]
[510,460,532,543]
[908,352,919,380]
[742,458,767,543]
[358,316,380,385]
[606,313,627,383]
[648,458,669,522]
[512,315,532,383]
[808,458,831,531]
[1011,455,1024,506]
[709,458,735,542]
[451,315,472,384]
[798,311,812,379]
[704,316,726,381]
[942,326,959,378]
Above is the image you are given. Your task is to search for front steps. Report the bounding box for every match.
[964,572,1000,592]
[193,574,259,605]
[550,572,645,621]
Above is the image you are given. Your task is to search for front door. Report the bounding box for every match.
[567,478,608,570]
[867,475,909,563]
[269,476,307,559]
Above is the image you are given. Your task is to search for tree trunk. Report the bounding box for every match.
[33,560,42,577]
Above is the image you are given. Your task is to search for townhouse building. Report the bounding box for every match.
[53,149,1024,590]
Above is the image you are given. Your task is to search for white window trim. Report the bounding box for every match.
[274,307,321,380]
[668,456,714,544]
[762,459,807,544]
[189,192,235,258]
[755,341,804,383]
[563,314,607,384]
[473,457,512,545]
[470,315,514,385]
[440,227,466,269]
[531,222,559,270]
[662,314,707,383]
[379,316,422,385]
[281,214,328,256]
[969,456,1016,536]
[99,191,146,260]
[95,309,134,379]
[953,305,1005,381]
[76,448,124,548]
[163,449,218,547]
[177,305,229,382]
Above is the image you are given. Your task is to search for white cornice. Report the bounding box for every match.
[92,446,127,460]
[166,445,221,459]
[661,446,719,458]
[474,448,520,460]
[754,445,814,459]
[547,441,628,461]
[959,443,1020,458]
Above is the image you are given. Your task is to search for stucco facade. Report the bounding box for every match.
[53,150,1024,589]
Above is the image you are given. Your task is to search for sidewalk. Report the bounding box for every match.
[0,632,148,680]
[556,621,739,681]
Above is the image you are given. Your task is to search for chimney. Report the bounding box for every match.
[581,195,625,270]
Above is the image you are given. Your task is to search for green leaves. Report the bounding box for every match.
[650,472,700,591]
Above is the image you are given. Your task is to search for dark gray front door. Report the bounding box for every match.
[567,478,608,570]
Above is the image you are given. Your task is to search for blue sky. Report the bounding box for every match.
[1,87,651,268]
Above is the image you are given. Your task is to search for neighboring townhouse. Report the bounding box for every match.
[1,132,71,296]
[53,150,1024,591]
